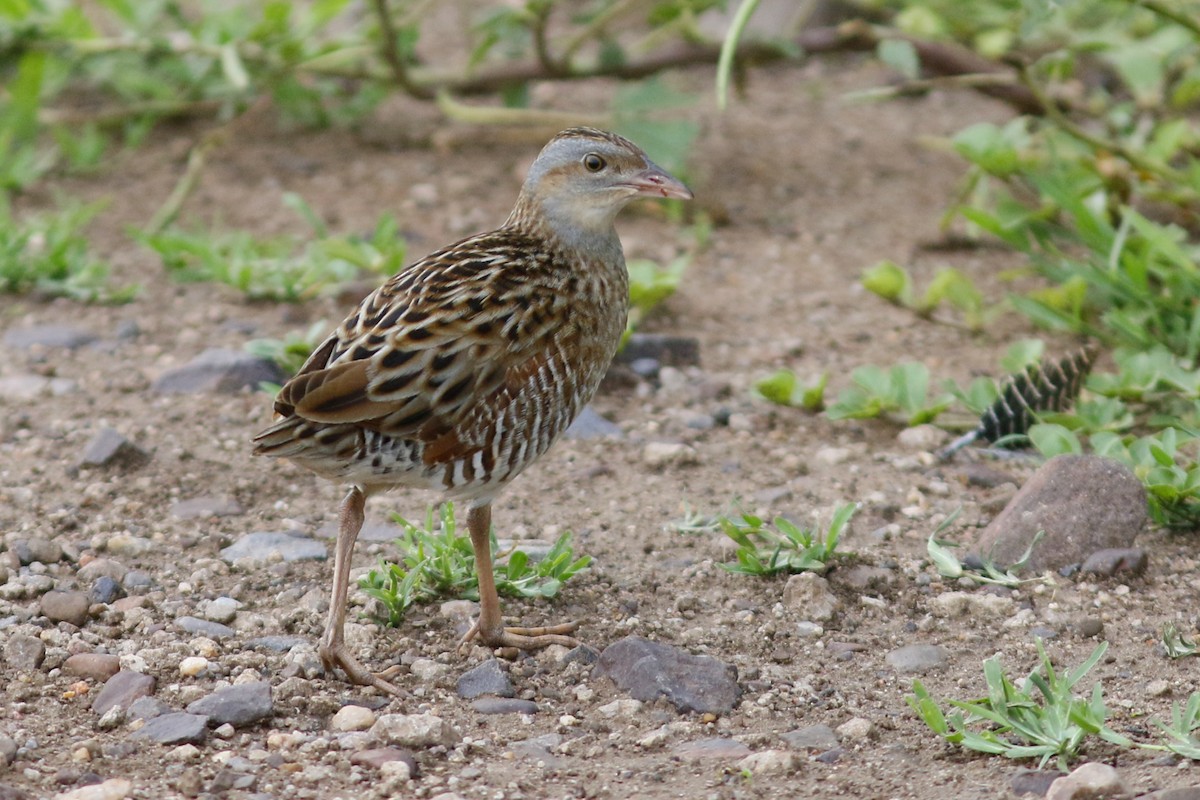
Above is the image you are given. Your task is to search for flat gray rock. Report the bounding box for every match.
[972,454,1147,572]
[80,427,151,469]
[593,635,741,714]
[885,644,948,674]
[564,405,623,440]
[170,495,244,519]
[471,698,539,715]
[672,738,752,761]
[3,324,97,349]
[132,712,209,745]
[92,670,156,715]
[153,348,284,395]
[246,635,309,652]
[3,634,45,671]
[456,660,514,699]
[186,681,273,728]
[220,531,327,564]
[174,616,235,639]
[781,724,839,751]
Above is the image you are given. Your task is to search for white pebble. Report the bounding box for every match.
[179,657,209,677]
[331,704,377,732]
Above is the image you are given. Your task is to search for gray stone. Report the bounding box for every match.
[203,597,240,624]
[185,681,273,728]
[617,333,701,367]
[174,616,235,639]
[350,748,419,775]
[672,738,752,761]
[132,713,209,745]
[781,724,839,751]
[62,653,120,681]
[220,532,327,564]
[564,405,623,440]
[122,570,152,592]
[471,698,539,715]
[885,644,948,674]
[9,537,62,565]
[1081,548,1147,577]
[128,696,172,721]
[457,659,514,699]
[92,670,156,715]
[3,634,45,671]
[40,590,90,627]
[79,427,150,469]
[78,559,127,583]
[1045,762,1127,800]
[0,735,15,766]
[3,324,97,349]
[169,496,244,520]
[1010,769,1061,796]
[593,635,741,714]
[371,713,459,748]
[737,749,801,775]
[972,455,1147,572]
[153,348,284,394]
[90,577,122,605]
[245,635,309,653]
[781,572,840,622]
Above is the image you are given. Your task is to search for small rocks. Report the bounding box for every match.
[781,724,839,751]
[972,455,1147,572]
[1076,617,1105,638]
[220,532,327,564]
[0,735,17,766]
[929,591,1015,619]
[178,657,209,678]
[10,537,63,566]
[1045,762,1127,800]
[371,713,459,748]
[1010,769,1060,797]
[456,659,514,699]
[885,644,948,674]
[40,590,91,627]
[202,597,241,624]
[53,778,132,800]
[350,748,418,774]
[896,424,948,451]
[471,698,539,715]
[331,705,377,732]
[169,496,244,520]
[174,617,235,639]
[132,712,209,745]
[89,577,122,605]
[642,441,699,468]
[781,572,840,622]
[563,406,623,440]
[91,671,156,715]
[4,634,45,671]
[672,738,751,762]
[593,635,741,714]
[78,428,150,470]
[617,333,701,367]
[0,374,75,401]
[737,749,801,776]
[185,681,273,728]
[836,717,874,741]
[62,654,121,682]
[1080,548,1147,577]
[3,324,97,350]
[153,348,284,395]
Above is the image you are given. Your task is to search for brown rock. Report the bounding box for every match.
[63,653,121,681]
[349,748,418,774]
[972,455,1146,572]
[92,670,156,715]
[40,590,91,627]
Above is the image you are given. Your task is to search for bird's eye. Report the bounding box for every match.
[583,154,606,172]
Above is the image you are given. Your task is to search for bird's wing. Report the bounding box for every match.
[273,230,572,447]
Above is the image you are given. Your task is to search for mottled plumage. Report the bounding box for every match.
[253,128,691,695]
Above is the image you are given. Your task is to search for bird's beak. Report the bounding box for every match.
[625,162,693,200]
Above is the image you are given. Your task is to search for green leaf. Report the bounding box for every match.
[862,260,913,306]
[877,38,920,80]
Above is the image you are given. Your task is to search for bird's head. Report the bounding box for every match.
[511,127,692,239]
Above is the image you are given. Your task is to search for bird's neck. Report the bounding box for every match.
[506,191,625,263]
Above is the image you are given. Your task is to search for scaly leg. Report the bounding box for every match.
[459,503,579,652]
[318,486,403,696]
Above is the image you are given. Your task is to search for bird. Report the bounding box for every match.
[252,127,692,695]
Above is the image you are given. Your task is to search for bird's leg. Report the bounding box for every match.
[459,503,579,652]
[319,486,403,696]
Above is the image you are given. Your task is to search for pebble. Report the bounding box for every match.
[63,654,121,682]
[220,532,327,564]
[350,748,418,774]
[127,697,171,721]
[78,428,150,470]
[174,616,235,639]
[185,681,273,728]
[1146,679,1171,697]
[642,441,699,468]
[3,324,97,349]
[836,717,873,741]
[0,374,75,400]
[456,659,514,699]
[736,749,800,775]
[815,446,853,466]
[0,734,17,765]
[10,537,63,566]
[829,564,894,591]
[330,705,377,732]
[152,348,284,394]
[41,591,91,627]
[1081,548,1147,576]
[77,559,127,583]
[1076,617,1104,638]
[131,713,209,745]
[89,577,122,605]
[972,455,1146,571]
[929,591,1014,619]
[593,635,741,714]
[781,724,839,751]
[169,496,244,520]
[245,635,309,653]
[1010,769,1060,797]
[885,644,948,674]
[781,573,840,622]
[91,671,156,715]
[168,744,201,762]
[1045,762,1126,800]
[896,424,948,451]
[672,738,751,761]
[370,713,460,748]
[52,778,131,800]
[471,698,539,715]
[380,760,412,782]
[203,597,241,624]
[563,405,623,440]
[410,658,452,681]
[179,657,209,677]
[4,634,45,671]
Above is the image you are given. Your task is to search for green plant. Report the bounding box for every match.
[1152,693,1200,760]
[245,319,329,377]
[861,260,990,331]
[826,362,954,426]
[752,369,827,412]
[1162,623,1200,659]
[926,512,1045,588]
[908,640,1132,771]
[0,199,135,302]
[359,503,590,626]
[139,194,404,301]
[718,503,855,577]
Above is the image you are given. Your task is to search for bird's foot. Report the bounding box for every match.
[458,620,579,655]
[319,644,404,697]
